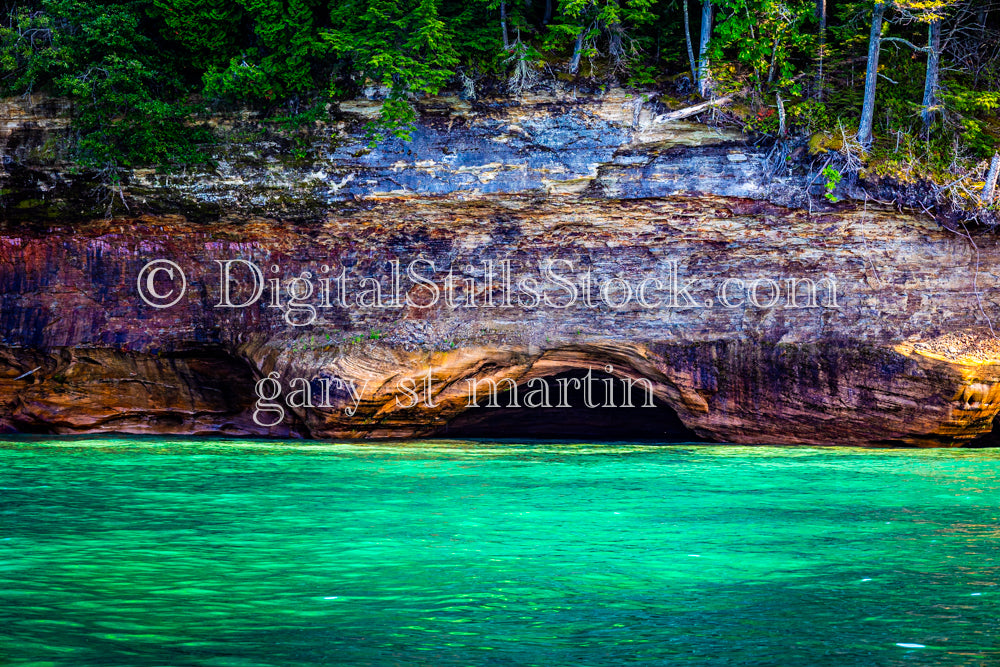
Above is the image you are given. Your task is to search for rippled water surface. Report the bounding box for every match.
[1,438,999,665]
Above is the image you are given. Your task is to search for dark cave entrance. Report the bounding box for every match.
[437,369,708,442]
[966,416,1000,448]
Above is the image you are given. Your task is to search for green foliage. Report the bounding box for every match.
[785,99,831,134]
[445,2,503,80]
[266,101,329,131]
[324,0,460,140]
[203,56,277,103]
[150,0,242,70]
[821,165,841,202]
[626,63,658,87]
[942,88,1000,114]
[200,0,327,105]
[542,0,655,75]
[710,0,814,98]
[940,85,1000,157]
[0,0,997,181]
[737,96,828,137]
[69,67,215,170]
[958,118,996,158]
[0,0,214,172]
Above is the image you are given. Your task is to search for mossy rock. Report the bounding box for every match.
[808,132,843,155]
[659,95,684,110]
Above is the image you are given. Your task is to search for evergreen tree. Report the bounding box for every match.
[201,0,326,104]
[324,0,459,139]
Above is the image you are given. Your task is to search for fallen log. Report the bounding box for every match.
[653,96,733,123]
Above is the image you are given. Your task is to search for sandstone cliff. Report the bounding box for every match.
[2,90,1000,446]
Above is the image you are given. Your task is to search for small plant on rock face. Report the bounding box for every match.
[821,166,842,203]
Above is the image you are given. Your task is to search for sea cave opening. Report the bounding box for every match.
[437,368,708,442]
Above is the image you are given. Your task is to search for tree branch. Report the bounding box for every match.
[880,36,931,53]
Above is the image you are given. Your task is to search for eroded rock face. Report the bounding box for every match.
[0,347,282,436]
[2,194,1000,445]
[0,88,809,221]
[2,91,1000,445]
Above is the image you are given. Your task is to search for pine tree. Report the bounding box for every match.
[325,0,458,139]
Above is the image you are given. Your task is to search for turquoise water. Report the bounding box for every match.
[1,439,999,666]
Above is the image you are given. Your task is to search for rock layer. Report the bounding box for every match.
[2,197,1000,445]
[2,91,1000,445]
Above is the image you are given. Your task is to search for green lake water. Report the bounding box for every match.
[1,438,999,666]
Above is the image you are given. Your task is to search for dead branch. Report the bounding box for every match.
[653,96,733,123]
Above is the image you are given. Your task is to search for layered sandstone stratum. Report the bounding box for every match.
[2,90,1000,446]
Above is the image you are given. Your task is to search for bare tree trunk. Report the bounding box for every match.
[697,0,712,97]
[683,0,697,84]
[815,0,826,100]
[857,1,885,149]
[921,18,941,135]
[767,34,780,83]
[984,153,1000,204]
[501,1,510,49]
[609,21,626,69]
[543,0,552,24]
[568,26,586,74]
[777,92,786,137]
